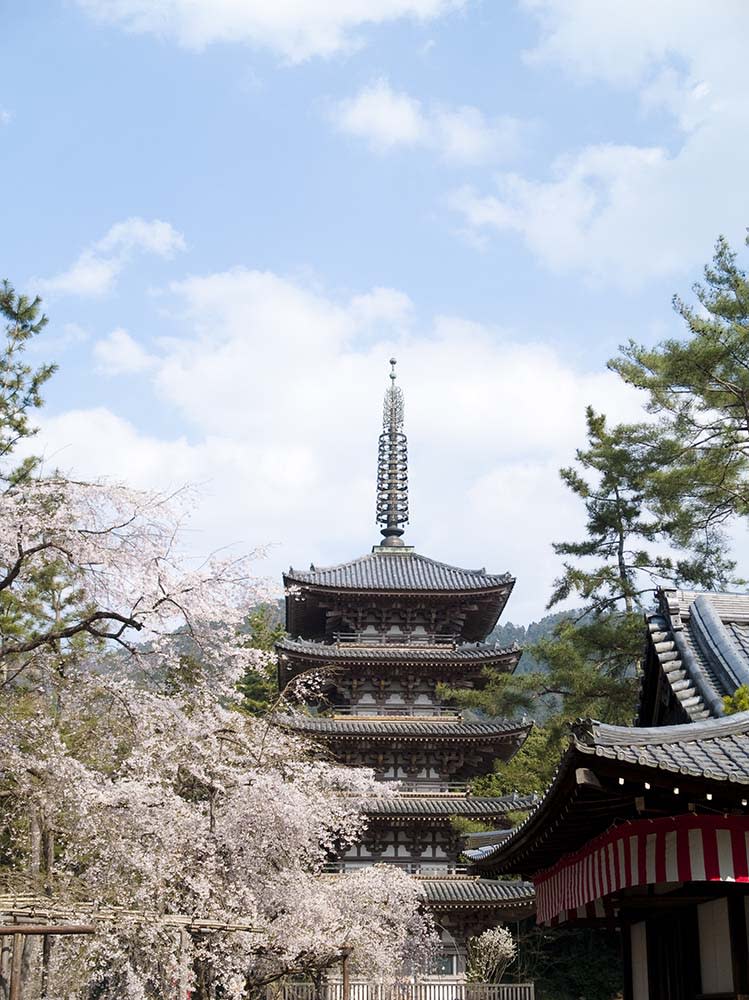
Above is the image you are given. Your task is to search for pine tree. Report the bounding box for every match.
[611,233,749,545]
[0,280,54,482]
[238,604,283,714]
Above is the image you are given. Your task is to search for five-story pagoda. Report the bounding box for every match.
[278,361,534,979]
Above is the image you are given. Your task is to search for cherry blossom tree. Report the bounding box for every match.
[1,657,435,997]
[0,475,276,684]
[466,926,516,984]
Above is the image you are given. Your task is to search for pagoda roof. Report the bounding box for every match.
[465,828,514,850]
[417,877,535,911]
[280,714,531,744]
[277,636,520,667]
[466,711,749,877]
[285,550,513,595]
[362,793,537,818]
[639,587,749,724]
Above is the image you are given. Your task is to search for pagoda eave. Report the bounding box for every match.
[362,794,537,821]
[278,715,531,745]
[417,877,535,914]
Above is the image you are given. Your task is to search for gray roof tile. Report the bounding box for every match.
[363,794,537,817]
[575,713,749,781]
[279,714,531,741]
[285,551,513,593]
[643,588,749,722]
[277,637,520,664]
[418,878,534,907]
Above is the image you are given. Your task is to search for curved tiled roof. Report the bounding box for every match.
[363,793,537,817]
[418,877,534,908]
[277,637,520,664]
[466,711,749,871]
[285,550,513,593]
[574,713,749,781]
[280,714,531,742]
[642,588,749,723]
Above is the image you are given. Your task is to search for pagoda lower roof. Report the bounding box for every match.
[362,793,537,818]
[280,714,531,743]
[285,550,513,595]
[277,637,520,666]
[416,877,535,911]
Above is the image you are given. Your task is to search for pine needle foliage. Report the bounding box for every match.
[611,233,749,548]
[0,280,54,483]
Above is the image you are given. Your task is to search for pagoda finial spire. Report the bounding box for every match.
[376,357,409,546]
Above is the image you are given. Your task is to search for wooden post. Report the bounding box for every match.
[179,928,191,1000]
[9,934,23,1000]
[341,951,350,1000]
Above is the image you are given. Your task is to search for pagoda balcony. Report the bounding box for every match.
[389,779,471,794]
[330,631,459,648]
[322,860,470,876]
[329,705,462,719]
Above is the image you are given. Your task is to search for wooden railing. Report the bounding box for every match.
[270,984,534,1000]
[394,781,470,793]
[330,706,461,718]
[331,632,458,647]
[321,861,470,875]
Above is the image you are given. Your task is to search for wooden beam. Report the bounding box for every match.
[575,768,603,790]
[0,924,96,936]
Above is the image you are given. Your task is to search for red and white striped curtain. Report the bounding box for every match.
[534,814,749,925]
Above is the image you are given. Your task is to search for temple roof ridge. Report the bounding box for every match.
[574,708,749,748]
[285,548,514,591]
[637,585,749,724]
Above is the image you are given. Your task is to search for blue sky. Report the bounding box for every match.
[3,1,749,622]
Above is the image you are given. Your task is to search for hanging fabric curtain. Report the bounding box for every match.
[534,813,749,925]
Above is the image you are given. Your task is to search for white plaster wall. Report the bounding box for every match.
[698,898,734,995]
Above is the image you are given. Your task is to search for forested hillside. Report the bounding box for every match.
[488,611,574,676]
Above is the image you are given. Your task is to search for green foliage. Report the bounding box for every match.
[471,725,565,797]
[238,604,284,715]
[450,815,495,837]
[0,280,54,480]
[0,286,100,683]
[723,684,749,715]
[611,233,749,546]
[527,615,642,725]
[550,406,731,614]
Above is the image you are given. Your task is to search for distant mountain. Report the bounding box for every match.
[488,609,574,674]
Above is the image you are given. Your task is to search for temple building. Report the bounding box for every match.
[469,586,749,1000]
[278,361,535,979]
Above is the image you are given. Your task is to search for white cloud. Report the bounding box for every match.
[94,328,155,375]
[450,1,749,284]
[333,80,428,149]
[331,78,524,164]
[76,0,465,62]
[32,267,644,620]
[0,109,12,126]
[35,218,186,298]
[522,0,747,99]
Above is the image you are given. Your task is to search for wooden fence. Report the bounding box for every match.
[271,983,534,1000]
